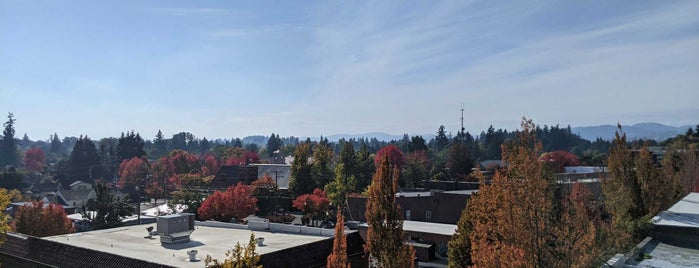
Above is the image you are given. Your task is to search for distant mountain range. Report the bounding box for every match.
[240,122,694,146]
[572,123,694,141]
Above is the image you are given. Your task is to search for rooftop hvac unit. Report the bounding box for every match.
[157,213,195,244]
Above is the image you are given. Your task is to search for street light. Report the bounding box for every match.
[135,185,141,225]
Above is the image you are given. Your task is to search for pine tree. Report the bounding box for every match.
[327,209,349,268]
[116,131,145,162]
[364,155,415,268]
[50,133,62,154]
[0,113,19,167]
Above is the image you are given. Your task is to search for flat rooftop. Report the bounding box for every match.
[402,220,457,236]
[653,192,699,228]
[632,239,699,267]
[44,223,328,267]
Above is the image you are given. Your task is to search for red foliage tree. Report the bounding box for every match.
[198,183,258,223]
[13,201,74,237]
[201,153,220,176]
[144,181,164,204]
[539,150,580,173]
[117,157,149,188]
[292,188,330,226]
[223,148,260,166]
[24,147,45,173]
[151,150,202,191]
[374,145,404,172]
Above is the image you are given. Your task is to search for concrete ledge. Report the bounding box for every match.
[196,221,248,230]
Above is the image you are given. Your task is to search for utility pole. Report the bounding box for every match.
[460,104,465,143]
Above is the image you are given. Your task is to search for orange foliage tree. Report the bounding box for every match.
[198,183,258,223]
[24,147,45,173]
[327,209,349,268]
[365,155,414,268]
[468,118,556,267]
[13,201,74,237]
[292,188,330,226]
[117,157,149,189]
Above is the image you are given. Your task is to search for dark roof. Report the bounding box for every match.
[59,189,94,202]
[0,233,174,268]
[32,181,62,192]
[259,232,365,268]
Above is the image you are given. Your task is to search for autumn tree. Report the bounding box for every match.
[327,209,349,268]
[468,118,556,267]
[289,141,314,196]
[198,183,258,223]
[205,232,261,268]
[220,147,259,166]
[0,189,12,248]
[292,188,330,226]
[13,201,74,237]
[554,182,611,268]
[0,113,20,167]
[662,141,699,196]
[201,153,220,177]
[24,147,45,173]
[636,144,671,217]
[539,150,580,173]
[117,157,149,190]
[374,145,404,173]
[144,180,164,205]
[365,155,415,268]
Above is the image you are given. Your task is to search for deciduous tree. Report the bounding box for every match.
[327,209,349,268]
[292,188,330,226]
[198,183,258,223]
[539,150,580,173]
[205,232,261,268]
[117,157,149,190]
[24,147,45,173]
[374,145,404,173]
[365,155,415,268]
[468,118,556,267]
[13,201,74,237]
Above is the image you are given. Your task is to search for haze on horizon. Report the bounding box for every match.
[1,1,698,140]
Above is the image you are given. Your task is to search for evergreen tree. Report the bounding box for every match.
[434,125,449,151]
[67,136,107,185]
[446,142,473,181]
[50,133,62,154]
[266,133,283,158]
[364,155,415,267]
[354,144,374,192]
[116,131,145,162]
[0,113,20,167]
[154,130,167,157]
[289,141,314,196]
[83,182,134,230]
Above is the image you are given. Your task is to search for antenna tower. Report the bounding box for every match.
[460,104,465,142]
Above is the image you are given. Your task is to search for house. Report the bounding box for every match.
[56,188,96,211]
[68,180,92,190]
[250,163,292,189]
[27,179,62,200]
[209,165,258,190]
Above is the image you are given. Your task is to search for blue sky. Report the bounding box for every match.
[1,1,698,140]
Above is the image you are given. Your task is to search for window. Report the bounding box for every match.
[405,210,411,220]
[425,210,432,222]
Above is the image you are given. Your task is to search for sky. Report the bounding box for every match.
[1,1,698,141]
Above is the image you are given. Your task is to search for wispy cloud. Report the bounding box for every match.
[135,7,250,17]
[299,1,699,134]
